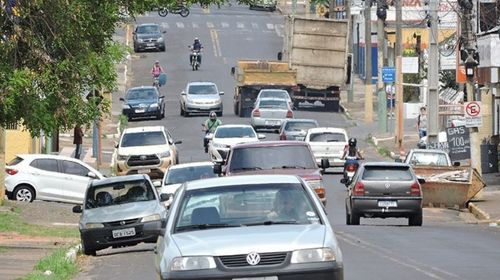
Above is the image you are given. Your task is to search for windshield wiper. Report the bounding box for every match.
[273,165,307,169]
[175,223,241,232]
[244,220,298,226]
[326,140,340,142]
[233,167,263,171]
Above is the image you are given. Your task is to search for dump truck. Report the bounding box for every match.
[280,16,349,112]
[231,60,297,117]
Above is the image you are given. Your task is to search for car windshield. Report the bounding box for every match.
[309,132,347,142]
[165,165,216,185]
[215,127,256,138]
[85,180,156,209]
[259,91,289,100]
[136,25,160,33]
[188,85,218,95]
[229,146,317,172]
[285,121,317,131]
[8,156,23,166]
[174,183,321,232]
[121,131,167,147]
[362,166,413,181]
[126,88,158,100]
[409,152,449,166]
[258,99,288,109]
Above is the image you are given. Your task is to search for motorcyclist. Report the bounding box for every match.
[189,37,203,65]
[341,138,364,178]
[202,111,221,153]
[151,60,164,87]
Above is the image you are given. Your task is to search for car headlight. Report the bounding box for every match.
[212,143,229,149]
[122,104,131,109]
[138,38,144,43]
[140,214,161,223]
[158,151,171,158]
[186,98,194,105]
[214,99,222,104]
[157,37,164,42]
[291,248,335,263]
[170,256,216,271]
[117,154,128,161]
[150,103,159,108]
[84,223,104,229]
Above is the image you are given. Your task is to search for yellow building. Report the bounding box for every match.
[5,124,41,162]
[386,28,456,49]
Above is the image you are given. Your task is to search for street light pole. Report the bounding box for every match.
[395,0,403,149]
[427,0,440,145]
[377,0,387,133]
[364,0,373,123]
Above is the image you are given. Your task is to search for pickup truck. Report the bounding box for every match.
[214,141,330,204]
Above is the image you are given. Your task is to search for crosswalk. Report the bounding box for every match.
[158,21,284,34]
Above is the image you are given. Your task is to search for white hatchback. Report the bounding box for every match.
[5,154,104,204]
[207,124,265,162]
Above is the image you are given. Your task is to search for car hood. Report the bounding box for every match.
[173,224,325,256]
[83,201,161,223]
[117,145,169,156]
[213,138,258,147]
[137,33,162,39]
[187,94,220,101]
[228,168,321,179]
[160,183,182,194]
[126,99,158,106]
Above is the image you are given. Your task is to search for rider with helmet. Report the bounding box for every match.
[341,138,364,171]
[202,111,222,153]
[190,37,203,65]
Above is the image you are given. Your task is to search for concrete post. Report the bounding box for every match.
[377,5,387,133]
[427,0,440,145]
[364,0,373,123]
[0,127,6,203]
[395,0,403,148]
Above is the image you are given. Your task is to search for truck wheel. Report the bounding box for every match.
[345,206,352,225]
[234,102,239,115]
[408,213,423,226]
[238,102,244,117]
[350,213,360,225]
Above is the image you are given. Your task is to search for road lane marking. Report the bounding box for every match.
[209,29,222,57]
[207,22,214,28]
[237,22,245,29]
[192,22,199,28]
[161,22,170,29]
[266,23,274,30]
[336,231,462,279]
[176,22,184,28]
[221,22,229,28]
[252,22,259,29]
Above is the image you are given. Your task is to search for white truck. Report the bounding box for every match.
[280,16,349,112]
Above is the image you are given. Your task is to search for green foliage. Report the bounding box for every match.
[21,247,78,280]
[0,211,79,238]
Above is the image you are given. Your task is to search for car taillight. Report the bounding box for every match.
[6,168,18,175]
[280,133,287,140]
[286,110,293,118]
[346,164,357,172]
[353,182,365,196]
[252,109,260,117]
[410,182,421,196]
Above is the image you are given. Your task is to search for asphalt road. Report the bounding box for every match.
[74,4,500,280]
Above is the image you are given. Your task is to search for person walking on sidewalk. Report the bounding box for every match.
[73,125,84,159]
[417,106,427,139]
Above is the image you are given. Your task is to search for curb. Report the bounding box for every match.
[65,244,81,263]
[468,202,491,221]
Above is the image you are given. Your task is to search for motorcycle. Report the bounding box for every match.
[152,76,160,88]
[157,5,190,17]
[189,48,201,71]
[341,157,361,187]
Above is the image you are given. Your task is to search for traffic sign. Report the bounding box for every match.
[464,101,482,127]
[382,67,396,83]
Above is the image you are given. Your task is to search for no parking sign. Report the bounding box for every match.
[464,101,482,128]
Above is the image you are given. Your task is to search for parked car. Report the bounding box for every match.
[251,98,293,131]
[402,149,457,167]
[305,127,349,168]
[249,0,277,11]
[73,174,169,256]
[120,86,165,120]
[5,154,104,204]
[207,124,265,162]
[180,82,224,117]
[160,162,217,205]
[150,175,344,280]
[278,119,319,141]
[112,126,181,180]
[133,23,166,52]
[344,162,424,226]
[214,141,330,204]
[255,89,292,108]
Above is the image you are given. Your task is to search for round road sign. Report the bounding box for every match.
[465,101,480,117]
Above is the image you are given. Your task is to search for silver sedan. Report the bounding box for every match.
[151,175,344,280]
[251,98,293,131]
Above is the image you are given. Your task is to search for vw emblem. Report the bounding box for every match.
[246,252,261,266]
[385,183,391,189]
[120,220,126,225]
[140,155,147,160]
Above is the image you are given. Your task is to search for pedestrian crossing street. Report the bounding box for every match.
[156,20,284,35]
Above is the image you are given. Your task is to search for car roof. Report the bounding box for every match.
[284,119,317,123]
[258,97,287,101]
[16,154,86,161]
[307,127,347,134]
[363,162,411,168]
[233,141,307,149]
[185,175,302,191]
[122,126,165,133]
[168,161,214,170]
[216,124,254,129]
[409,149,447,154]
[90,174,149,187]
[137,23,159,27]
[187,81,216,86]
[259,89,288,93]
[127,86,157,91]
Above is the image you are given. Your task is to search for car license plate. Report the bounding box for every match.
[135,109,145,113]
[138,169,150,174]
[112,227,136,239]
[233,277,278,280]
[265,120,280,126]
[378,201,398,207]
[147,43,155,47]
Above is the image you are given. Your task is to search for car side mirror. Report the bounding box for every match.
[174,140,183,145]
[181,91,186,95]
[453,162,460,167]
[340,178,347,184]
[277,51,283,61]
[132,31,136,35]
[114,142,119,149]
[159,95,165,99]
[257,134,266,139]
[418,178,426,184]
[230,67,236,76]
[162,30,166,34]
[205,134,213,140]
[160,193,171,202]
[119,97,125,102]
[321,158,330,169]
[72,205,82,213]
[219,91,224,95]
[87,172,98,179]
[213,163,223,175]
[394,158,403,163]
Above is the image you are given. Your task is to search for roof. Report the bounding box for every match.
[185,175,302,190]
[307,127,347,134]
[187,81,217,86]
[363,162,411,168]
[127,86,156,91]
[16,154,84,161]
[90,174,149,187]
[168,161,214,170]
[122,126,165,133]
[258,89,289,92]
[409,149,448,154]
[232,141,308,149]
[137,23,159,26]
[216,124,254,129]
[283,119,318,124]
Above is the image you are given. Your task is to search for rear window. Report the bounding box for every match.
[85,179,156,209]
[260,91,289,99]
[165,165,216,185]
[362,166,413,181]
[8,157,23,166]
[126,88,158,100]
[258,99,288,109]
[215,127,256,138]
[409,152,449,166]
[229,145,317,171]
[284,121,317,131]
[309,132,346,143]
[121,131,167,147]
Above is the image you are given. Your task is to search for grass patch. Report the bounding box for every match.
[21,247,78,280]
[0,246,7,253]
[0,211,78,238]
[118,114,128,133]
[366,134,393,159]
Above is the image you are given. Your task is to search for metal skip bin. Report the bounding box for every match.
[412,166,486,208]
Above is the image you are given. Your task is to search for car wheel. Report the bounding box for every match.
[409,213,423,226]
[345,205,352,225]
[350,213,360,225]
[82,240,97,256]
[161,107,165,118]
[14,185,35,202]
[160,46,166,52]
[133,44,139,53]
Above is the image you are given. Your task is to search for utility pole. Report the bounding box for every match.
[395,0,403,148]
[427,0,439,145]
[346,0,354,103]
[377,0,388,132]
[459,0,481,173]
[364,0,373,123]
[0,127,5,203]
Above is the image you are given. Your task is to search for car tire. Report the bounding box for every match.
[82,241,97,256]
[350,212,360,225]
[409,213,423,226]
[13,185,35,202]
[161,107,165,118]
[133,44,139,53]
[345,205,352,225]
[160,46,166,52]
